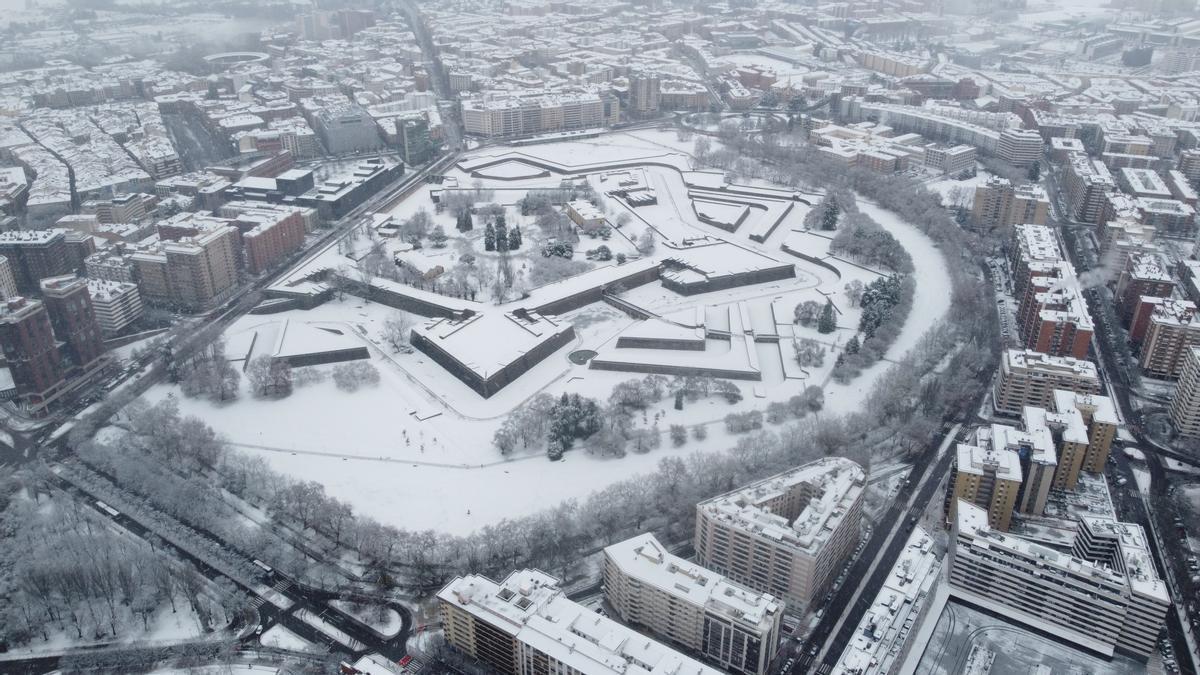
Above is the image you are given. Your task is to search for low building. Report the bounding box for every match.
[695,458,865,611]
[566,200,606,231]
[603,533,782,675]
[438,569,723,675]
[830,527,942,675]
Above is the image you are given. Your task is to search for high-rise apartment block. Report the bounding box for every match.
[40,275,104,374]
[948,439,1022,531]
[1169,346,1200,438]
[0,297,62,403]
[996,129,1043,167]
[603,533,782,675]
[1115,253,1175,323]
[437,569,722,675]
[87,279,143,337]
[1138,297,1200,379]
[130,227,240,312]
[949,501,1167,659]
[694,458,864,611]
[627,72,661,118]
[993,349,1100,417]
[970,177,1049,229]
[0,255,17,300]
[0,229,71,293]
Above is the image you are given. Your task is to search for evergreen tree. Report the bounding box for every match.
[845,334,860,354]
[818,299,836,334]
[495,219,509,252]
[821,201,839,230]
[674,389,684,410]
[1027,160,1041,182]
[509,226,522,249]
[430,225,448,248]
[484,222,495,251]
[456,211,473,232]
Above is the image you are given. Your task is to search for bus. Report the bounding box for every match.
[95,501,120,518]
[252,559,275,580]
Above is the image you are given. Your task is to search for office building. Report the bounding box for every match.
[87,279,143,337]
[949,501,1167,659]
[603,533,782,675]
[1170,346,1200,438]
[40,275,104,374]
[993,349,1100,417]
[694,458,865,611]
[948,439,1022,531]
[313,104,383,155]
[438,569,722,675]
[0,297,62,403]
[922,144,975,176]
[830,528,942,675]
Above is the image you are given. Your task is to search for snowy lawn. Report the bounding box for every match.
[329,599,404,637]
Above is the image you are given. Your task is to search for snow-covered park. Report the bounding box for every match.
[140,130,952,535]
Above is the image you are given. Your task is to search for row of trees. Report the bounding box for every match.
[832,275,916,383]
[0,468,242,649]
[829,212,915,273]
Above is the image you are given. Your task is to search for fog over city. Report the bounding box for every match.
[0,0,1199,674]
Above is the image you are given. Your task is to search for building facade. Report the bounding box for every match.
[603,533,782,675]
[694,458,865,611]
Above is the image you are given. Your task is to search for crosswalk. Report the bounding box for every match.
[250,579,292,609]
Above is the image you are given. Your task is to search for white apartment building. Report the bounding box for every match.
[949,501,1169,659]
[831,527,942,675]
[438,569,722,675]
[993,349,1101,417]
[1073,517,1172,658]
[997,129,1043,167]
[603,533,782,675]
[87,279,143,337]
[462,93,605,138]
[1170,346,1200,438]
[694,458,865,611]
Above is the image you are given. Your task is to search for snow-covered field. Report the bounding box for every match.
[140,131,952,535]
[259,624,317,652]
[329,600,404,637]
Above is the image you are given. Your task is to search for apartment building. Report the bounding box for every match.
[0,296,62,403]
[462,93,605,138]
[1017,277,1094,360]
[0,229,71,293]
[1072,517,1171,658]
[997,129,1043,167]
[602,533,782,675]
[0,256,17,300]
[1139,297,1200,379]
[437,569,722,675]
[970,177,1049,229]
[1064,154,1117,224]
[694,458,865,611]
[87,279,143,337]
[627,72,661,118]
[40,275,104,374]
[218,202,308,275]
[1170,346,1200,438]
[922,144,975,176]
[130,226,240,312]
[948,439,1022,531]
[993,349,1101,417]
[949,501,1166,659]
[830,528,942,675]
[1115,253,1175,322]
